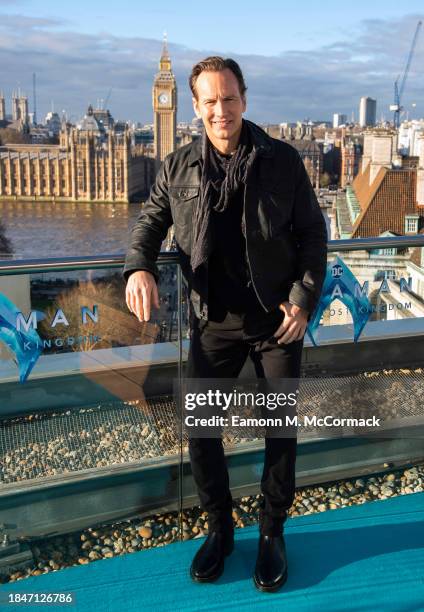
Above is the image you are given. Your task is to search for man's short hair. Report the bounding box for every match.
[189,56,247,100]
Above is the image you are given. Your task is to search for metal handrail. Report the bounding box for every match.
[327,235,424,251]
[1,235,424,275]
[0,253,180,275]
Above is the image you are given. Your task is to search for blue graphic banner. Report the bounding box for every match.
[0,292,42,382]
[307,256,372,345]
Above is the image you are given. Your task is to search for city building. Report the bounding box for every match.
[340,131,363,188]
[334,130,424,239]
[153,35,177,165]
[263,124,283,139]
[29,126,53,144]
[359,97,377,128]
[0,92,29,131]
[398,119,424,156]
[0,92,5,122]
[0,106,155,202]
[288,140,322,189]
[0,40,182,202]
[333,113,347,128]
[176,120,202,148]
[133,126,154,146]
[92,108,114,131]
[281,121,314,141]
[44,111,62,137]
[12,92,29,124]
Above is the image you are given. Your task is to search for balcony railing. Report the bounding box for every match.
[0,236,423,554]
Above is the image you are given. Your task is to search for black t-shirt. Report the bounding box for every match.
[207,146,263,321]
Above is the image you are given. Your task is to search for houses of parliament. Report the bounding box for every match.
[0,40,178,203]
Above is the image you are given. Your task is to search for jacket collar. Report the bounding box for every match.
[187,118,274,166]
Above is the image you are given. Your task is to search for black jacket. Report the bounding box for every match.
[124,120,328,321]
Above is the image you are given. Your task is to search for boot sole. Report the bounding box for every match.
[190,541,234,583]
[253,567,288,593]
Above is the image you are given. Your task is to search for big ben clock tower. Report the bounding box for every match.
[153,33,177,165]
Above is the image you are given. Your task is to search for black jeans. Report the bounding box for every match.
[186,309,303,537]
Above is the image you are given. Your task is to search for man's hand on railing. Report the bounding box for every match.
[125,271,160,322]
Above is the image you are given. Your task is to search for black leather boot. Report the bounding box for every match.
[253,534,288,592]
[190,531,234,583]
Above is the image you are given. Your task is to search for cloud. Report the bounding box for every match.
[0,12,423,123]
[0,13,66,28]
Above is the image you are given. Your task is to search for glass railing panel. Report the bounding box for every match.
[0,260,187,580]
[302,240,424,438]
[0,262,188,407]
[1,237,423,585]
[309,242,424,344]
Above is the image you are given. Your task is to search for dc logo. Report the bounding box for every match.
[307,256,372,346]
[331,264,343,278]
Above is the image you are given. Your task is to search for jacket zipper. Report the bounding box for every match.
[242,195,268,313]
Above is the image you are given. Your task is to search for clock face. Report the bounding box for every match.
[158,93,169,105]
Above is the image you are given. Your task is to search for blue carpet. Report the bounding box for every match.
[1,492,423,612]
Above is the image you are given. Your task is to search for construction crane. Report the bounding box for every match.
[105,88,112,107]
[97,89,112,111]
[390,20,422,128]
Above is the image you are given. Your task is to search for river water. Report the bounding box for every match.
[0,199,331,261]
[0,200,142,260]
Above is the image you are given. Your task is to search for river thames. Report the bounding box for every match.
[0,200,143,260]
[0,199,331,260]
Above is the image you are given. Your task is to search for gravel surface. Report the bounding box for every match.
[1,368,423,485]
[2,462,423,584]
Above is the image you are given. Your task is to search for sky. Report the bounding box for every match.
[0,0,423,124]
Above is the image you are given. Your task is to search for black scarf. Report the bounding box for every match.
[190,119,259,273]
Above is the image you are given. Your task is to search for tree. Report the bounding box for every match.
[39,276,159,353]
[0,221,13,256]
[0,128,31,145]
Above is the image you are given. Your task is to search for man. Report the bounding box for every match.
[124,56,327,592]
